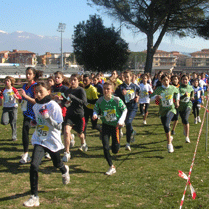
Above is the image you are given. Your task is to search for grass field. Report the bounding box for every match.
[0,103,209,209]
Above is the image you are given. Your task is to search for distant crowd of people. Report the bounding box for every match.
[0,68,208,207]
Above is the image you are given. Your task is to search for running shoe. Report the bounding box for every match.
[143,120,147,125]
[62,152,71,162]
[62,165,70,185]
[197,116,201,123]
[105,165,116,175]
[70,134,75,148]
[19,153,31,164]
[167,143,174,153]
[125,143,131,151]
[185,137,191,143]
[23,195,40,207]
[79,143,88,152]
[194,118,197,124]
[45,152,51,159]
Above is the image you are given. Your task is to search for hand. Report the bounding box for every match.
[19,89,26,98]
[39,106,49,119]
[117,122,124,128]
[30,120,37,127]
[92,114,98,120]
[122,89,127,95]
[155,95,162,100]
[190,97,195,101]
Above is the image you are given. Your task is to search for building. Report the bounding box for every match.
[39,52,73,66]
[186,49,209,67]
[7,49,37,66]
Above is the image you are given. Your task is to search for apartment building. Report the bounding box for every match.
[186,49,209,67]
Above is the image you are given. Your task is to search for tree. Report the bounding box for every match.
[73,14,129,72]
[89,0,209,74]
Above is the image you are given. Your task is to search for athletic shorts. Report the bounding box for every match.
[64,115,85,134]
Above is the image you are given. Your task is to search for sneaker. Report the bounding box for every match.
[70,134,75,148]
[197,116,201,123]
[143,120,147,125]
[23,195,40,207]
[19,153,31,164]
[45,152,51,159]
[125,143,131,151]
[130,130,136,143]
[185,137,191,143]
[62,152,71,162]
[171,130,175,135]
[79,143,88,152]
[167,143,174,153]
[194,118,197,124]
[120,129,123,137]
[62,165,70,185]
[105,165,116,175]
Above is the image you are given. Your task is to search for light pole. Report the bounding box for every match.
[57,22,66,71]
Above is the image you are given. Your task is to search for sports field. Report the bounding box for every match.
[0,104,208,209]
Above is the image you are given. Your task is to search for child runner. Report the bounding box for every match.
[23,82,69,207]
[19,67,43,164]
[150,74,179,153]
[93,75,103,98]
[47,76,55,88]
[62,74,88,162]
[178,74,194,143]
[93,81,127,175]
[115,70,140,151]
[192,78,204,124]
[83,74,102,138]
[139,73,153,125]
[0,76,22,141]
[170,75,180,135]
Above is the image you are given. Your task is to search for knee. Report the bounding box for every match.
[164,125,170,133]
[30,163,39,173]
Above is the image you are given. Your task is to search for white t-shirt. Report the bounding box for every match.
[2,89,18,108]
[32,100,64,152]
[139,83,153,104]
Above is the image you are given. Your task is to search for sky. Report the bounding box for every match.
[1,0,209,53]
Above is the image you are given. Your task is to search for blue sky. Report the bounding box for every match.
[1,0,209,52]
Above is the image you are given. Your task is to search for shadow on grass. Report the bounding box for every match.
[0,190,46,202]
[70,164,104,174]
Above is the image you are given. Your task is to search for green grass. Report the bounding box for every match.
[0,104,209,209]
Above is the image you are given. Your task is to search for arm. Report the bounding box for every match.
[20,89,36,104]
[118,108,127,126]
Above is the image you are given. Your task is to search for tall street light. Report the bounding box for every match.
[57,23,66,71]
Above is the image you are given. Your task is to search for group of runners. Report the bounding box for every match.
[0,67,207,207]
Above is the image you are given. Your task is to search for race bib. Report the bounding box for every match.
[21,100,27,111]
[36,125,49,141]
[104,109,117,122]
[181,93,190,103]
[124,89,135,103]
[5,92,14,103]
[161,94,173,107]
[141,90,148,98]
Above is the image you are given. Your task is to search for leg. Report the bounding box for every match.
[111,126,120,154]
[22,116,31,153]
[30,145,45,196]
[139,103,144,115]
[84,107,90,137]
[9,107,18,140]
[1,107,10,125]
[143,103,149,121]
[102,124,112,166]
[64,125,73,153]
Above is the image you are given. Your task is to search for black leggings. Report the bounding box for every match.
[139,103,149,114]
[161,111,174,133]
[22,115,32,153]
[101,124,120,167]
[192,102,200,118]
[30,145,66,196]
[179,107,191,125]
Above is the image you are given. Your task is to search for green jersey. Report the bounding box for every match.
[93,95,127,126]
[178,84,194,111]
[151,85,179,117]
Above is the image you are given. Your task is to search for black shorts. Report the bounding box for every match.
[64,115,85,134]
[179,107,191,125]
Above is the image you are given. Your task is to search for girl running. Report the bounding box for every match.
[0,76,22,141]
[179,74,194,143]
[115,70,140,151]
[19,67,43,164]
[139,73,153,125]
[23,82,69,207]
[150,74,179,153]
[62,74,88,162]
[192,78,204,124]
